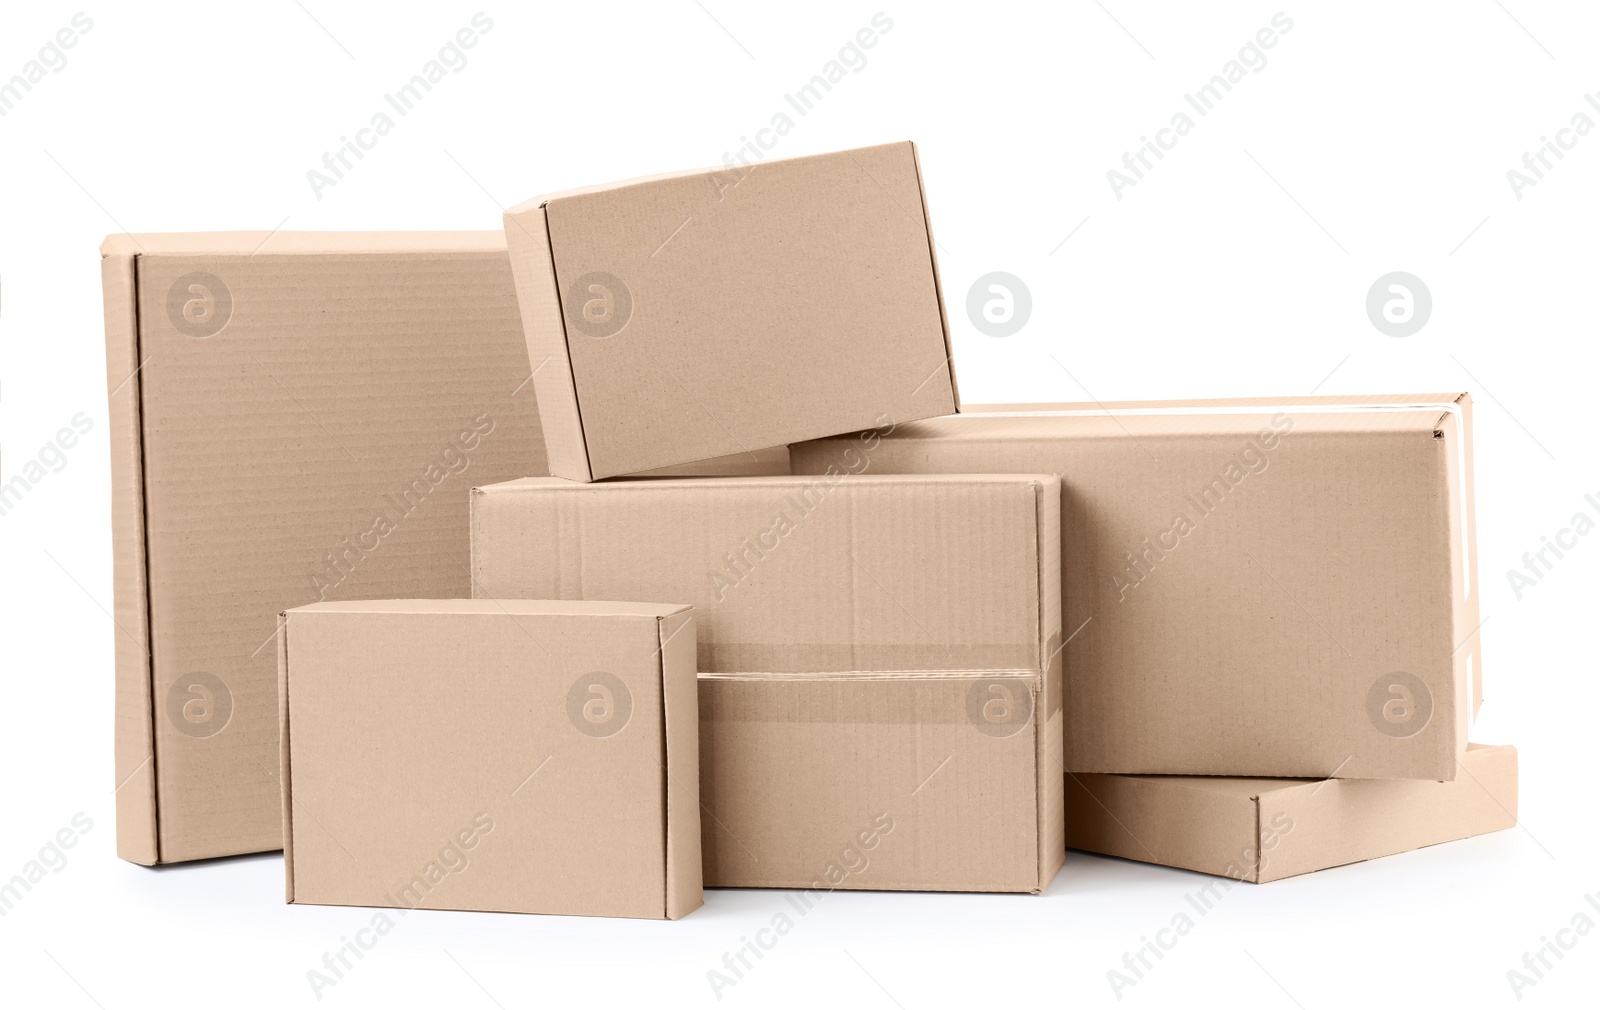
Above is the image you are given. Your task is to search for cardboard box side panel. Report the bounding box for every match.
[660,611,704,920]
[1034,479,1065,887]
[1064,773,1261,879]
[1424,428,1467,780]
[278,616,295,903]
[102,250,159,866]
[504,206,590,480]
[699,674,1042,892]
[1451,394,1484,716]
[1441,412,1475,764]
[907,142,958,410]
[1259,745,1517,882]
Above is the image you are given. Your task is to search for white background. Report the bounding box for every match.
[1,1,1596,1006]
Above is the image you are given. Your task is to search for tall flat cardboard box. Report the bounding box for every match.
[502,141,957,481]
[101,232,545,864]
[1064,744,1517,882]
[471,474,1064,892]
[279,600,701,919]
[790,394,1479,780]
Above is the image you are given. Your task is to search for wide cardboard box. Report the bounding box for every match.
[789,394,1480,780]
[1064,743,1517,882]
[502,141,957,481]
[471,474,1064,892]
[101,232,545,864]
[279,600,700,919]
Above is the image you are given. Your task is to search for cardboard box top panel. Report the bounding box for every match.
[280,601,700,919]
[960,391,1470,413]
[292,599,691,618]
[1064,743,1516,882]
[472,474,1060,678]
[103,233,545,865]
[502,142,957,481]
[101,231,509,257]
[791,396,1478,779]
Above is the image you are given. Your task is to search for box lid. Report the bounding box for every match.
[279,599,701,919]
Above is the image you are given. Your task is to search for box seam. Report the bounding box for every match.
[122,250,163,865]
[656,615,671,919]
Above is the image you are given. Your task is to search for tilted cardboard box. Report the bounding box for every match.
[1064,743,1517,882]
[279,600,701,919]
[502,141,957,481]
[790,394,1480,780]
[101,232,545,864]
[471,474,1064,892]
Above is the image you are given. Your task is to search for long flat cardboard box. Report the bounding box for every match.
[1064,743,1517,882]
[789,394,1480,780]
[101,232,546,864]
[471,474,1064,892]
[280,600,700,919]
[503,142,957,481]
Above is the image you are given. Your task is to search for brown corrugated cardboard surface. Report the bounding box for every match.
[1064,743,1517,882]
[279,600,701,919]
[471,474,1064,892]
[502,142,957,481]
[790,394,1478,780]
[101,232,545,864]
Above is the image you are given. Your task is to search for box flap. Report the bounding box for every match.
[699,670,1043,892]
[281,602,692,918]
[658,610,703,919]
[473,474,1057,676]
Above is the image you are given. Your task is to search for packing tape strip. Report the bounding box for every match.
[697,670,1040,729]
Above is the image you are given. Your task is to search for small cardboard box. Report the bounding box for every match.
[101,232,547,864]
[790,395,1480,780]
[502,141,957,481]
[279,599,701,920]
[471,474,1064,892]
[1064,743,1517,882]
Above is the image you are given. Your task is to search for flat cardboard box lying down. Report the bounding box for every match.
[280,600,701,919]
[790,394,1480,781]
[101,232,547,864]
[1064,744,1517,882]
[471,474,1064,893]
[503,141,957,481]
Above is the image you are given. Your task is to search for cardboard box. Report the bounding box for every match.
[789,394,1480,780]
[1064,743,1517,882]
[502,141,957,481]
[101,232,546,864]
[471,474,1064,892]
[279,600,700,919]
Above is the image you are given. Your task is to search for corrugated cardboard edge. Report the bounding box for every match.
[101,238,160,866]
[503,205,592,482]
[278,612,296,903]
[1031,477,1066,892]
[1257,743,1517,882]
[906,141,959,411]
[658,610,703,919]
